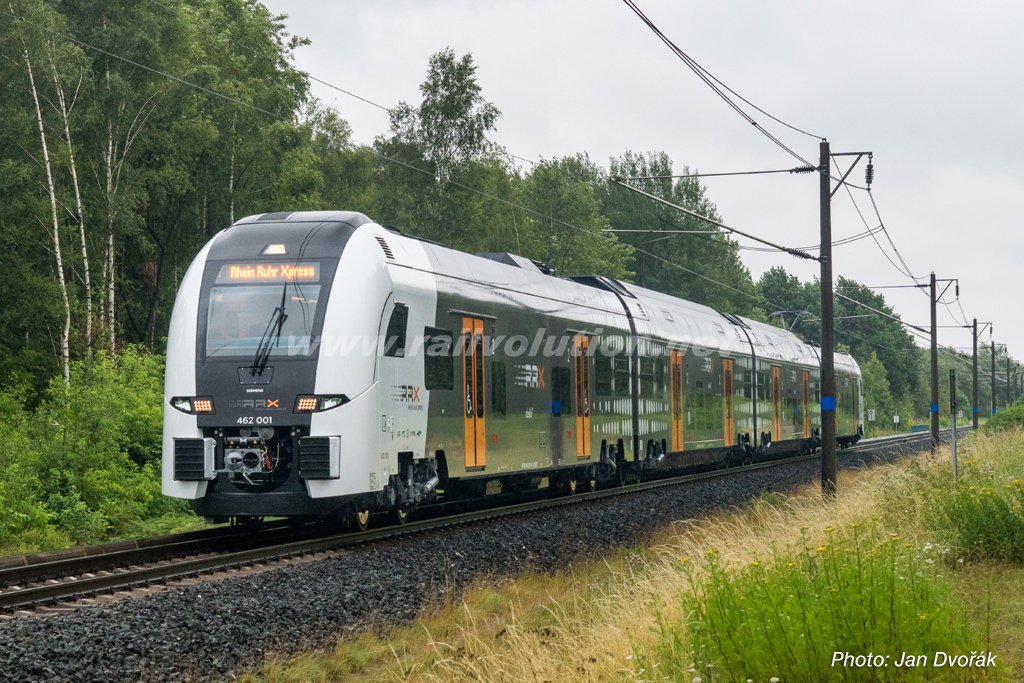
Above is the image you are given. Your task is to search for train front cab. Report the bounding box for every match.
[163,213,404,522]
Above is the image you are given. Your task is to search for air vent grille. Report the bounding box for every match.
[174,439,207,481]
[375,235,395,260]
[299,437,334,479]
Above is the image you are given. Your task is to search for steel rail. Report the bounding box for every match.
[0,519,301,589]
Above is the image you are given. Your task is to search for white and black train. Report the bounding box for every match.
[163,211,863,526]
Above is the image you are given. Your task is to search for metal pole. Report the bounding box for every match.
[1012,364,1017,404]
[930,272,939,452]
[820,140,837,497]
[1007,353,1011,407]
[950,368,958,481]
[972,318,979,429]
[991,335,997,417]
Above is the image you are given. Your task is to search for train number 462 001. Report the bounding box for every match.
[236,416,272,425]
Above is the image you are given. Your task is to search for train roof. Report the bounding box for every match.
[234,211,372,226]
[386,232,632,320]
[613,280,752,356]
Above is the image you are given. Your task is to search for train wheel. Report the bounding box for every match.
[587,477,597,493]
[394,505,410,525]
[353,507,371,532]
[568,478,578,495]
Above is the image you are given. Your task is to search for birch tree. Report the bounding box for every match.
[46,44,92,354]
[24,46,71,383]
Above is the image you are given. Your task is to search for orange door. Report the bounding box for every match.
[849,377,859,433]
[670,350,684,451]
[801,370,811,438]
[723,358,735,446]
[462,317,486,469]
[573,335,591,457]
[772,366,782,441]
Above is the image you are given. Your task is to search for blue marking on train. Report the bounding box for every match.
[821,396,835,411]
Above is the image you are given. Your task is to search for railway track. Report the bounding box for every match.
[0,429,957,616]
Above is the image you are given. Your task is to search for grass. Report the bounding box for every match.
[659,526,983,682]
[238,428,1024,682]
[0,510,206,559]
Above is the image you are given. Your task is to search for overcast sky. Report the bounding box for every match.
[262,0,1023,378]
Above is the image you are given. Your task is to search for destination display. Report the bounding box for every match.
[215,262,319,283]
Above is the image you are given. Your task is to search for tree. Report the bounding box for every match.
[757,266,817,332]
[600,150,757,313]
[385,47,500,183]
[514,155,632,278]
[860,351,895,434]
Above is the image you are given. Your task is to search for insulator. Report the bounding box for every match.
[865,162,874,186]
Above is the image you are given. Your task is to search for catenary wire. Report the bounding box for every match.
[620,0,814,167]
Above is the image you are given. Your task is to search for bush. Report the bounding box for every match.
[923,439,1024,564]
[650,525,985,682]
[927,481,1024,563]
[987,402,1024,432]
[0,346,199,553]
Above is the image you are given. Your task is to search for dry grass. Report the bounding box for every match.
[243,430,1024,682]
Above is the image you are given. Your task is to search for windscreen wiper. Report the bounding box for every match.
[249,282,289,376]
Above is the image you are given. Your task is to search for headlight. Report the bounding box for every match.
[170,396,216,414]
[294,395,348,413]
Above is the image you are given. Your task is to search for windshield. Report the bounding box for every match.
[206,283,321,358]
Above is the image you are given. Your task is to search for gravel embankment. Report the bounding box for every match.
[0,444,920,682]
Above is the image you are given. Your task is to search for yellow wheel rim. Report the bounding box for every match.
[356,510,370,529]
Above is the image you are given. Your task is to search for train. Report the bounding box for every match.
[162,211,863,528]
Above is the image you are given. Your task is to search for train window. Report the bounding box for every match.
[491,361,507,416]
[424,327,454,390]
[639,357,656,398]
[613,356,631,396]
[205,283,321,358]
[551,366,570,416]
[383,304,408,358]
[595,356,612,395]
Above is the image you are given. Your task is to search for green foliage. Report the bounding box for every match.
[513,155,633,278]
[387,47,501,182]
[757,272,924,415]
[602,151,758,313]
[987,402,1024,432]
[928,481,1024,564]
[0,347,195,553]
[651,526,984,682]
[861,351,896,434]
[923,443,1024,564]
